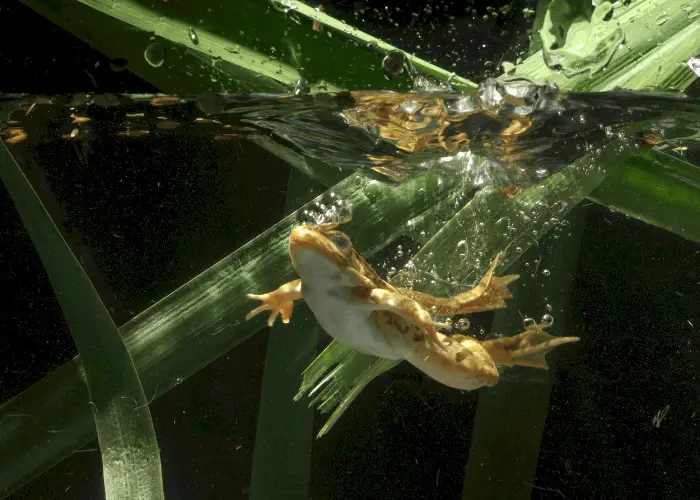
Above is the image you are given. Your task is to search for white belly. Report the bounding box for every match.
[303,288,408,360]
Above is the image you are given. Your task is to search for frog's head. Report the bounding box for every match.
[288,223,362,288]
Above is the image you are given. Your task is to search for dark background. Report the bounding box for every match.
[1,0,700,499]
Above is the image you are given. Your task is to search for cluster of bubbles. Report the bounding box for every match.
[523,304,555,330]
[299,192,353,226]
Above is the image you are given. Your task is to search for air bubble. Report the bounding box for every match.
[542,269,551,277]
[541,314,554,328]
[144,42,165,68]
[363,181,382,202]
[382,50,406,78]
[523,317,536,329]
[455,318,470,331]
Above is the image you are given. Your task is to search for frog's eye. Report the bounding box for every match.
[330,233,351,250]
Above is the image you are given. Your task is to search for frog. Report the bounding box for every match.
[245,222,580,390]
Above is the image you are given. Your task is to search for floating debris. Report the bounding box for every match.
[652,405,670,428]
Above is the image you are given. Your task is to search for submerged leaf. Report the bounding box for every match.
[589,149,700,244]
[0,143,164,500]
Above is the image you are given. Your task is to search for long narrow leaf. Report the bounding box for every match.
[249,170,323,500]
[515,0,700,91]
[589,149,700,244]
[20,0,475,93]
[0,144,164,499]
[461,205,586,499]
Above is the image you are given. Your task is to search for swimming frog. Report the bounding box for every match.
[245,222,580,390]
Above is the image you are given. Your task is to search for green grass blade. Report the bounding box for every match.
[589,149,700,244]
[296,349,399,437]
[21,0,474,93]
[0,168,465,497]
[462,205,586,499]
[516,0,700,91]
[272,0,477,91]
[397,141,633,293]
[249,170,323,500]
[18,0,290,94]
[0,144,164,499]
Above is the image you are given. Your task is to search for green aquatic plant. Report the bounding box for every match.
[0,0,699,499]
[540,0,625,77]
[0,142,164,500]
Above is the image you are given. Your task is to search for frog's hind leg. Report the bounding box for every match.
[396,252,519,317]
[356,287,452,352]
[481,325,580,369]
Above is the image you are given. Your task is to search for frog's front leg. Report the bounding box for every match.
[397,252,519,316]
[356,287,451,351]
[246,279,302,326]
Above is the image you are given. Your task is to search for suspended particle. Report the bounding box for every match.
[312,4,325,32]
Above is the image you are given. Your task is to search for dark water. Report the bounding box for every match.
[2,1,700,500]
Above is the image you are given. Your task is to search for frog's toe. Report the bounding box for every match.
[245,301,270,321]
[279,303,294,324]
[434,320,452,330]
[266,310,281,326]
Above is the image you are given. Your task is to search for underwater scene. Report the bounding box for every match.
[1,0,700,498]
